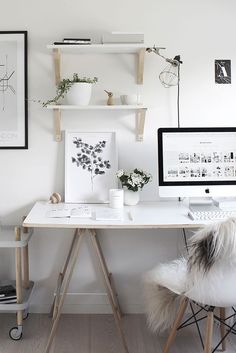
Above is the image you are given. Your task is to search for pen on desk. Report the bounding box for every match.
[128,211,133,221]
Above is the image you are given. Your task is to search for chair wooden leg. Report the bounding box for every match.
[204,308,214,353]
[220,308,226,351]
[163,297,189,353]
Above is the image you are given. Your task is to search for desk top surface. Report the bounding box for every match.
[23,201,209,229]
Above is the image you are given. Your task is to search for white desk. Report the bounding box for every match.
[23,200,207,229]
[23,201,205,353]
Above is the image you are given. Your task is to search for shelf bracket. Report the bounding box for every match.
[137,48,145,84]
[53,108,61,142]
[136,108,147,142]
[53,48,61,85]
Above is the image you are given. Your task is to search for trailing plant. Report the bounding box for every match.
[43,73,98,106]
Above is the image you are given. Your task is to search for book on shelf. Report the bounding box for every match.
[0,294,16,303]
[0,298,17,304]
[53,41,91,45]
[0,284,17,303]
[102,32,144,44]
[63,38,91,43]
[0,284,16,297]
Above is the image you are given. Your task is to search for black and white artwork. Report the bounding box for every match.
[0,31,28,149]
[215,59,231,84]
[65,131,117,203]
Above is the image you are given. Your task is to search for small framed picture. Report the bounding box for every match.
[215,59,231,84]
[65,131,118,203]
[0,31,28,149]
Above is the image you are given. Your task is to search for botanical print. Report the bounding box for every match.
[65,131,117,203]
[71,137,111,191]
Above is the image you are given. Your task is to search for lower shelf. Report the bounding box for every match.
[47,105,147,142]
[0,280,35,311]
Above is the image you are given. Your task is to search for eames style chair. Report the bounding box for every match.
[144,217,236,353]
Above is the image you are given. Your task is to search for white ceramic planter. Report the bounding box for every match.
[124,189,140,206]
[66,82,92,105]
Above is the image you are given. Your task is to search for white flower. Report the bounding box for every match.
[116,169,124,178]
[131,173,143,185]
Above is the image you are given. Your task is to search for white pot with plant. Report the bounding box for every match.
[116,168,152,206]
[43,73,98,106]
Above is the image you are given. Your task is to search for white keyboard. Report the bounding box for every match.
[188,209,236,221]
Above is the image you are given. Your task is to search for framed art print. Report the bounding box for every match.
[215,59,231,84]
[65,131,118,203]
[0,31,28,149]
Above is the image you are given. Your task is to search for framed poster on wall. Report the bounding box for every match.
[0,31,28,149]
[65,131,118,203]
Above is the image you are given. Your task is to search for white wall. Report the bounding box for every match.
[0,0,236,313]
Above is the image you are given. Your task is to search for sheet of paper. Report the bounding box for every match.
[46,205,92,218]
[95,209,123,221]
[46,210,71,218]
[70,206,92,218]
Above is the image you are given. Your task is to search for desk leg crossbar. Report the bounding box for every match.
[45,228,129,353]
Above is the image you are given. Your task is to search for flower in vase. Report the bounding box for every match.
[116,168,152,192]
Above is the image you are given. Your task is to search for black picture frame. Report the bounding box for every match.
[0,31,28,149]
[215,59,231,84]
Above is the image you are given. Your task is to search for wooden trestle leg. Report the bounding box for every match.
[89,229,129,353]
[50,229,78,320]
[45,229,85,353]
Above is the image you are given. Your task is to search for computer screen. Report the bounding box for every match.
[158,127,236,198]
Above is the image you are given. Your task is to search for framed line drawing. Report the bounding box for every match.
[65,131,118,203]
[0,31,28,149]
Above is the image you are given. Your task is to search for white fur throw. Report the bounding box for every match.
[144,258,187,332]
[144,218,236,333]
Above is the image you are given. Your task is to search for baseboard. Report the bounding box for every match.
[29,292,144,314]
[30,303,144,314]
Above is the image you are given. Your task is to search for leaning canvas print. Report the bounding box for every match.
[65,131,117,203]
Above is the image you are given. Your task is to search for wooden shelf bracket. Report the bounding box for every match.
[136,108,147,142]
[137,48,145,84]
[53,48,61,85]
[54,108,61,142]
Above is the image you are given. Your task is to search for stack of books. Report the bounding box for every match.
[0,284,17,304]
[53,38,91,45]
[102,32,144,44]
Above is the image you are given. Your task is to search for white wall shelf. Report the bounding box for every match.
[47,44,146,85]
[46,104,147,110]
[47,105,147,142]
[47,44,147,142]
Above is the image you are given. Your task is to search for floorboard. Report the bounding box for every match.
[0,313,235,353]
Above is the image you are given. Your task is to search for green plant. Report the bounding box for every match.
[43,73,98,106]
[116,168,152,192]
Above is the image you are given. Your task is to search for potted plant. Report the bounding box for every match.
[43,73,98,106]
[116,168,152,205]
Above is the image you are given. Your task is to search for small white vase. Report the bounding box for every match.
[124,189,140,206]
[66,82,92,105]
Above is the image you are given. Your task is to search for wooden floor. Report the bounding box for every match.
[0,313,236,353]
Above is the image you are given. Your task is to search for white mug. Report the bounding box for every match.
[109,189,124,208]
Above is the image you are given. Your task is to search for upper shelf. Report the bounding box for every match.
[47,43,147,54]
[47,43,146,85]
[46,104,147,110]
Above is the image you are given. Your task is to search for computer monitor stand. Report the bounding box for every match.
[188,197,220,212]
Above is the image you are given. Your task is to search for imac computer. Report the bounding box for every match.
[158,127,236,201]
